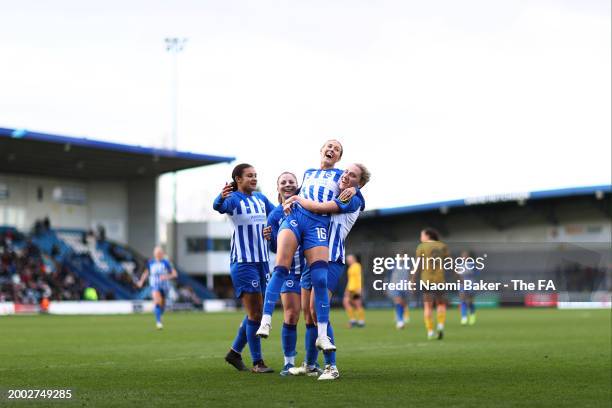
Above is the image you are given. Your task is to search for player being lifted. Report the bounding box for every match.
[285,162,369,380]
[137,246,178,330]
[262,171,306,376]
[411,228,449,340]
[213,163,276,373]
[344,254,365,328]
[257,140,354,354]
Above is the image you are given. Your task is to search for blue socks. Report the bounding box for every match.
[323,323,336,367]
[469,302,475,315]
[282,323,297,362]
[460,301,468,318]
[395,303,405,322]
[262,266,289,316]
[246,319,262,363]
[154,304,164,323]
[305,323,319,366]
[231,315,248,353]
[310,261,330,325]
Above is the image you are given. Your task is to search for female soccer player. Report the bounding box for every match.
[344,254,365,328]
[459,250,478,325]
[257,140,354,353]
[263,171,306,376]
[137,246,178,330]
[285,162,370,380]
[412,228,450,340]
[213,163,276,373]
[388,266,411,329]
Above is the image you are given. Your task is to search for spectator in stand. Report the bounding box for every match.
[0,232,85,303]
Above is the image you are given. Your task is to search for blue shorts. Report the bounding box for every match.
[300,261,343,294]
[280,207,329,251]
[281,273,301,294]
[230,262,268,299]
[389,290,406,299]
[151,286,168,298]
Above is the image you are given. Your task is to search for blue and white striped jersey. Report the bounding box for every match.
[328,191,365,264]
[267,204,306,275]
[213,191,275,263]
[298,168,343,218]
[147,259,173,288]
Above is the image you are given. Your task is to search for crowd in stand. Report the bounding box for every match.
[1,221,204,307]
[0,230,85,303]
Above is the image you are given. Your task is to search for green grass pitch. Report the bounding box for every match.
[1,308,610,407]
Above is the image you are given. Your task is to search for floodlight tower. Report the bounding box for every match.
[165,37,187,262]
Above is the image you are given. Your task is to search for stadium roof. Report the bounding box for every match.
[0,127,234,180]
[364,184,612,218]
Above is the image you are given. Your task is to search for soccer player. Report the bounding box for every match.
[136,246,178,330]
[459,250,478,325]
[412,228,449,340]
[263,171,306,376]
[344,254,365,328]
[213,163,276,373]
[285,162,369,380]
[388,267,410,329]
[257,140,354,354]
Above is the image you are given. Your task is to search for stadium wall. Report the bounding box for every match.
[0,173,128,242]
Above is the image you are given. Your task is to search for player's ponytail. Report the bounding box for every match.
[230,163,253,192]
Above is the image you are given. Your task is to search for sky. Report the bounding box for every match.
[1,0,610,229]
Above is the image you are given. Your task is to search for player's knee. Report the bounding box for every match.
[273,265,289,278]
[310,264,328,289]
[284,309,299,325]
[312,274,327,288]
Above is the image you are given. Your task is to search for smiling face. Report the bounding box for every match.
[320,139,343,169]
[277,172,298,201]
[339,163,363,190]
[236,166,257,193]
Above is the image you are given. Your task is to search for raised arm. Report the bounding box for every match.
[213,184,237,214]
[284,195,341,215]
[284,193,363,215]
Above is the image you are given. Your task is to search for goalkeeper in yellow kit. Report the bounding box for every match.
[343,254,365,327]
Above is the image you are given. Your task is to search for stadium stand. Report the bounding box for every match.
[1,127,233,307]
[1,222,215,305]
[347,185,612,307]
